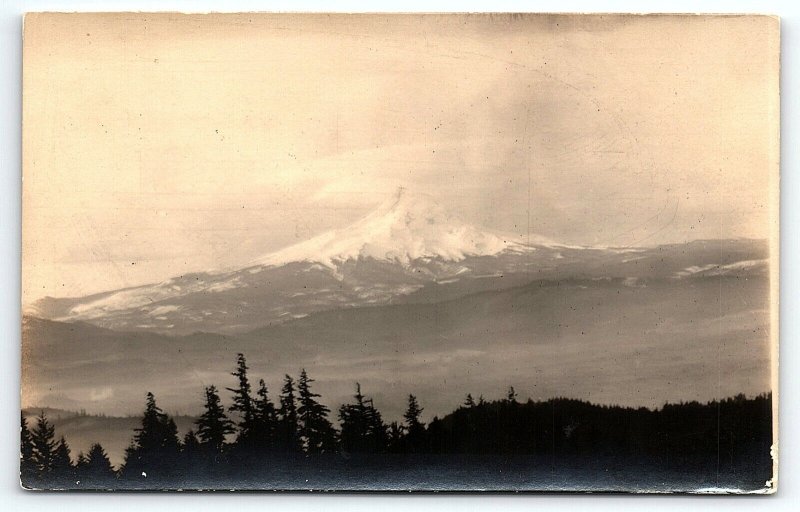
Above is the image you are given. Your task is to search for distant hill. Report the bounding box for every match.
[23,270,770,423]
[23,408,197,468]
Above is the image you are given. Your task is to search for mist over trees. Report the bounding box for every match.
[21,412,116,487]
[20,353,773,490]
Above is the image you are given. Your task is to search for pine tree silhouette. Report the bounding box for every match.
[363,397,389,453]
[277,375,301,452]
[52,436,74,481]
[84,443,115,482]
[297,369,337,454]
[182,429,200,455]
[227,353,257,448]
[75,451,88,480]
[252,378,278,451]
[120,392,181,479]
[404,395,425,432]
[507,386,518,404]
[339,383,368,453]
[196,385,235,454]
[21,351,774,489]
[30,411,57,476]
[339,383,389,454]
[20,414,36,484]
[464,394,476,408]
[179,429,204,475]
[388,421,406,453]
[403,395,426,453]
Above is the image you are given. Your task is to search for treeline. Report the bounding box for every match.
[21,354,773,489]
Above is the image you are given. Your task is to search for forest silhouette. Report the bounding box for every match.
[21,353,773,491]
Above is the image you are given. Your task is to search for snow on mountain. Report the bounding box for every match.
[25,188,768,335]
[33,190,562,331]
[252,188,545,269]
[673,259,768,278]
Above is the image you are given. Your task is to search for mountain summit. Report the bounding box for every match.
[27,187,766,336]
[253,188,540,269]
[29,189,562,333]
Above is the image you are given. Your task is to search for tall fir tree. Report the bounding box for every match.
[363,397,390,452]
[120,392,181,479]
[51,436,74,479]
[182,430,200,454]
[180,429,202,469]
[20,414,36,483]
[226,353,257,446]
[277,375,301,452]
[297,369,337,454]
[403,395,426,452]
[339,382,367,452]
[196,385,235,453]
[84,443,115,481]
[339,383,388,453]
[252,378,278,451]
[30,411,57,476]
[404,395,425,432]
[75,452,88,478]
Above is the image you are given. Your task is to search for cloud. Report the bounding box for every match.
[23,14,776,301]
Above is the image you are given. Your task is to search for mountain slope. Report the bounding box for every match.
[252,188,547,268]
[27,189,769,335]
[23,269,771,421]
[26,190,560,333]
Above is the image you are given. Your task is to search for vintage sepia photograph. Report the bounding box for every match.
[20,13,779,492]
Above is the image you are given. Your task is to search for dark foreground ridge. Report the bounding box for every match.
[21,354,773,492]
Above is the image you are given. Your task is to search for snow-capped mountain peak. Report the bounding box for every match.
[253,188,536,268]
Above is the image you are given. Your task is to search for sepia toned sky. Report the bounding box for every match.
[22,13,779,303]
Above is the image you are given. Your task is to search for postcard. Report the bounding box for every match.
[21,13,779,492]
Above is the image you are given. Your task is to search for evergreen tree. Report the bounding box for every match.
[364,397,389,452]
[166,418,181,449]
[179,430,203,474]
[227,353,257,446]
[338,383,389,453]
[75,452,88,480]
[507,386,518,404]
[404,395,425,433]
[196,385,235,453]
[134,392,181,454]
[277,375,301,452]
[120,392,181,479]
[84,443,115,481]
[388,421,405,453]
[52,436,74,479]
[183,430,200,454]
[464,394,476,408]
[297,369,337,453]
[339,383,368,453]
[30,411,57,475]
[403,395,426,452]
[20,414,36,483]
[252,378,278,451]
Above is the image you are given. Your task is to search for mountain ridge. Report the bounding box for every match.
[25,187,768,335]
[27,238,768,335]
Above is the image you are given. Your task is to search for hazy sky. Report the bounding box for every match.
[22,14,779,302]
